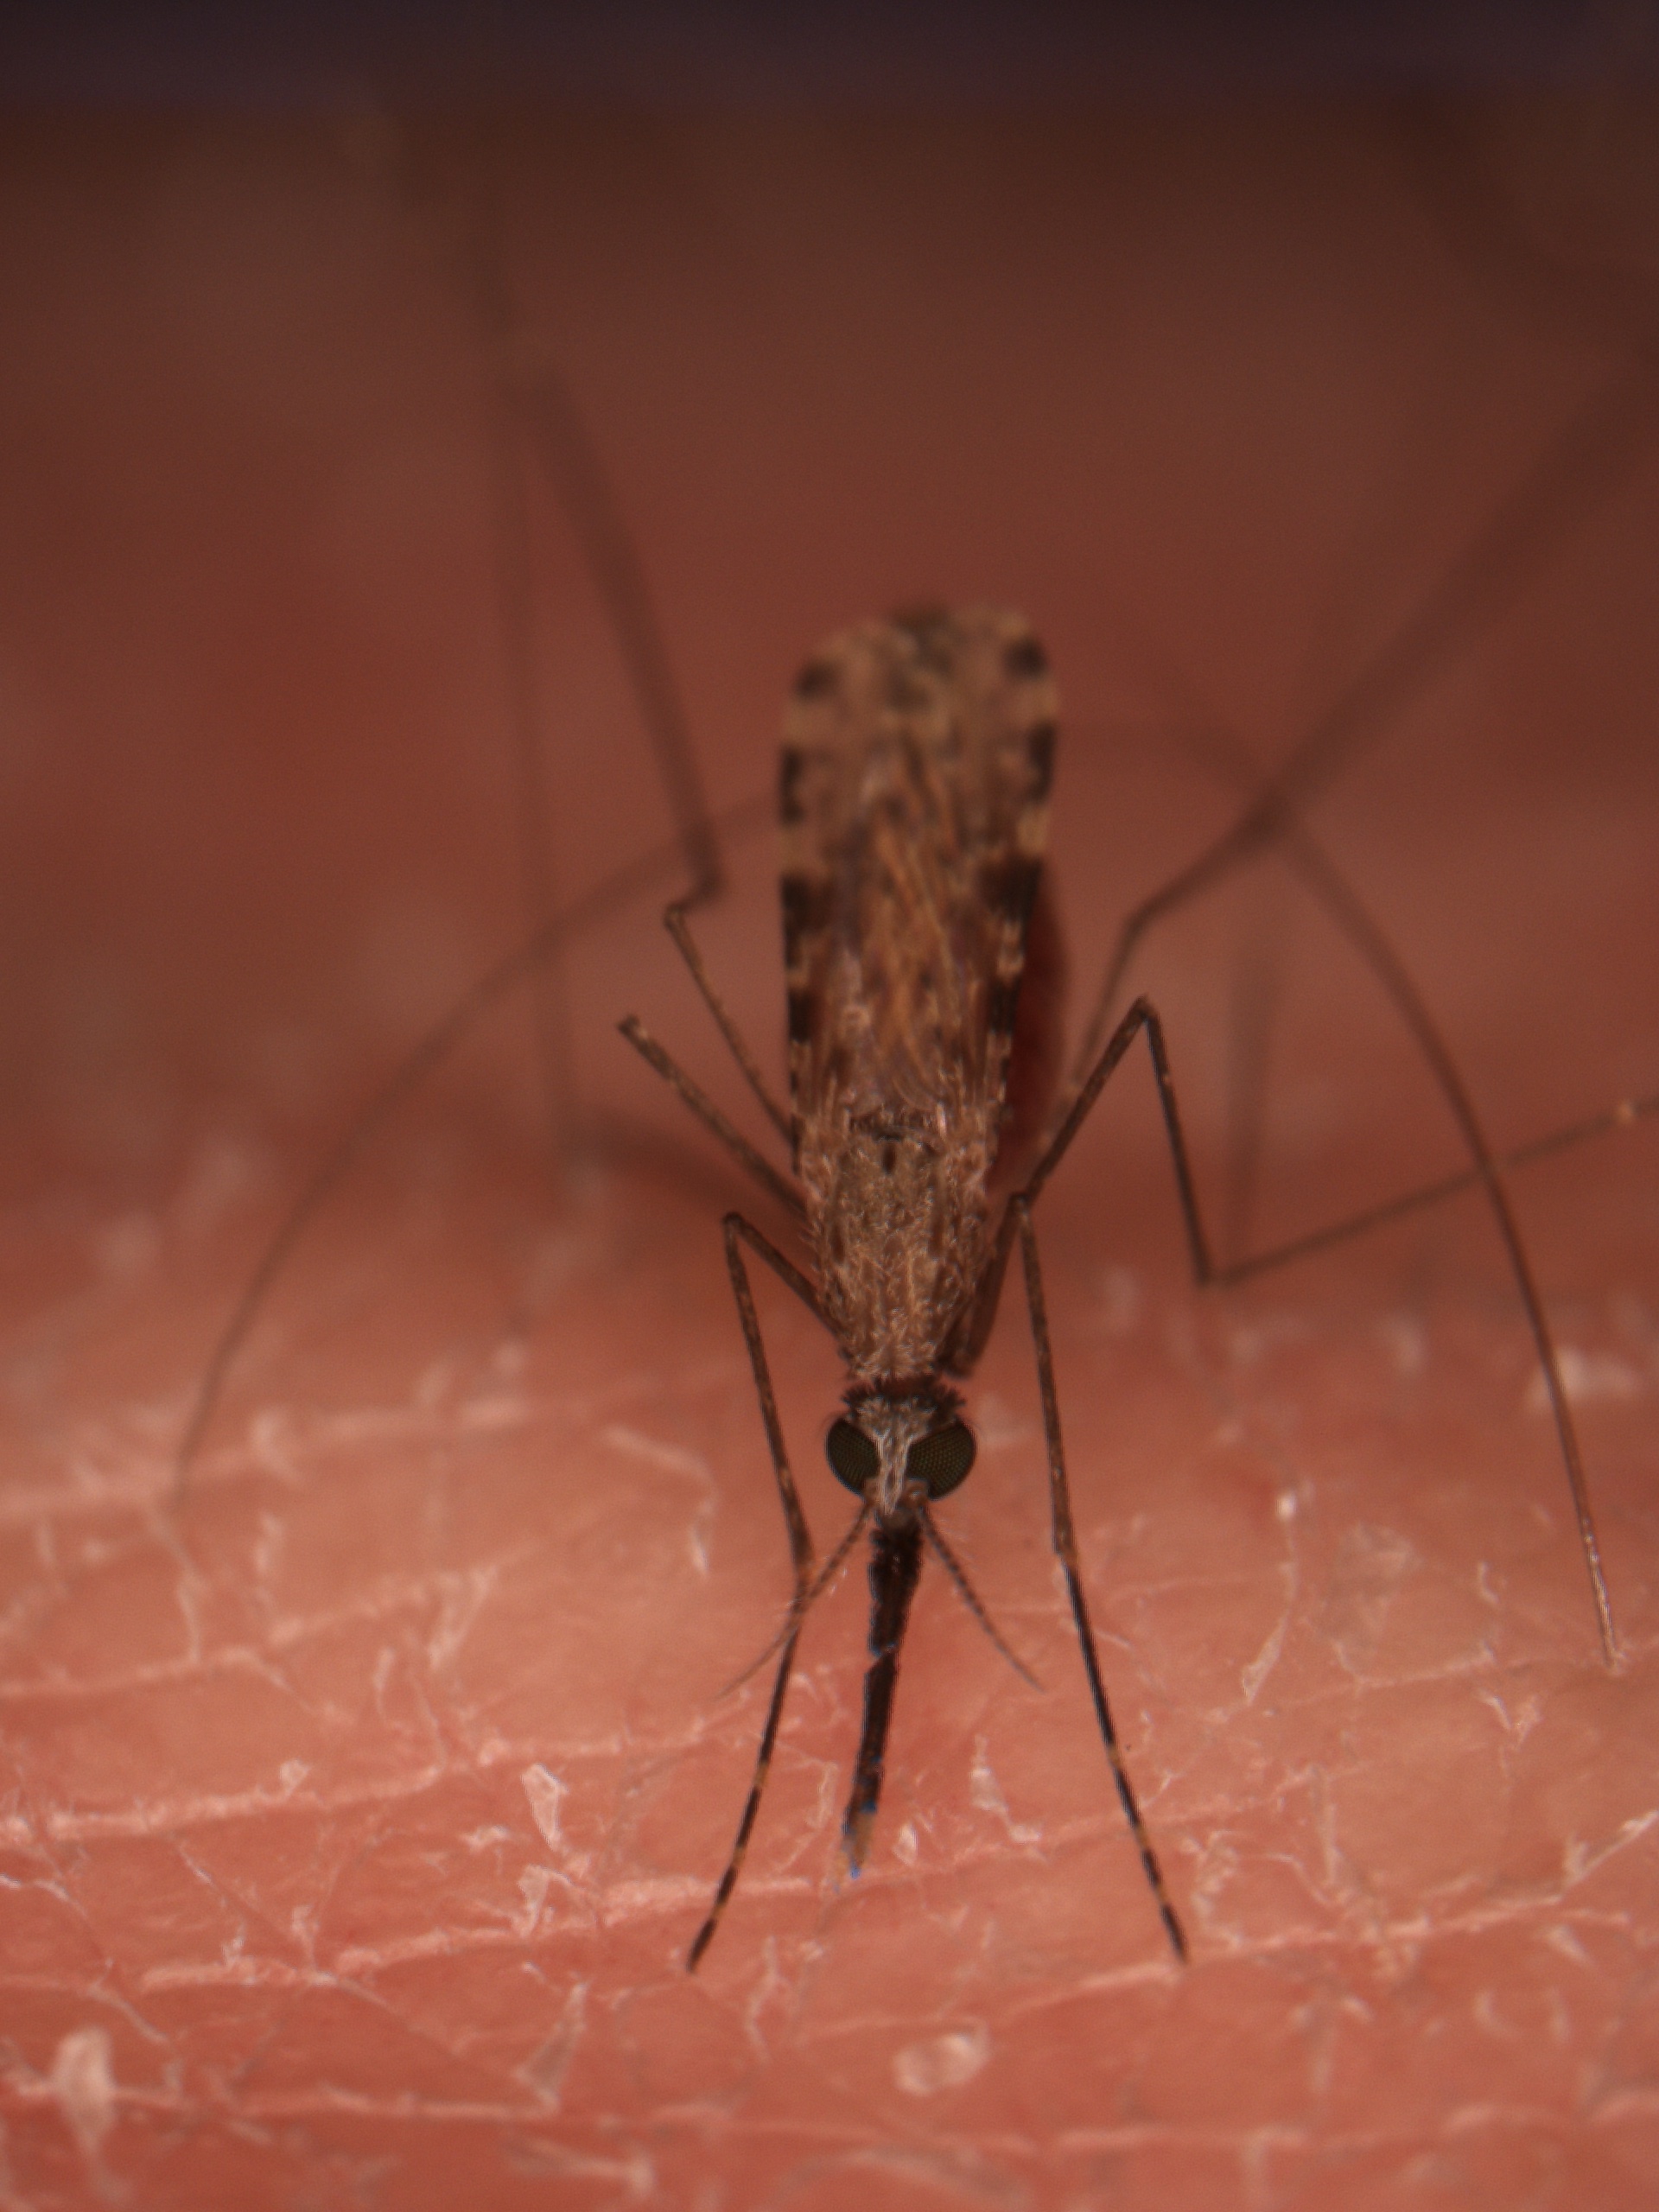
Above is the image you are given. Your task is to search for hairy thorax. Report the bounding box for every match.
[798,1108,997,1383]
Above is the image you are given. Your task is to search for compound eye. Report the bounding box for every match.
[826,1419,880,1494]
[906,1421,976,1499]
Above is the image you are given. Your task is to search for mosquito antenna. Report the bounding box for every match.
[716,1500,871,1698]
[917,1503,1040,1689]
[173,791,772,1500]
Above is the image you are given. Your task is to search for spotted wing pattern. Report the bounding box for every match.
[779,607,1058,1380]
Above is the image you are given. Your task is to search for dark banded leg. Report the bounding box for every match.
[1116,674,1629,1668]
[686,1619,801,1974]
[1014,1198,1187,1963]
[687,1211,823,1970]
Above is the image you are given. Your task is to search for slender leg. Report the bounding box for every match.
[685,1212,820,1970]
[981,969,1624,1660]
[663,901,794,1142]
[962,1007,1655,1384]
[1268,825,1620,1667]
[953,994,1208,1371]
[172,811,761,1499]
[619,1016,804,1222]
[1029,349,1644,1668]
[721,1213,819,1557]
[1056,365,1654,1116]
[179,137,747,1494]
[439,137,729,1161]
[686,1635,799,1974]
[1014,1199,1187,1964]
[1220,1090,1659,1286]
[515,357,723,903]
[484,381,581,1175]
[1128,687,1624,1667]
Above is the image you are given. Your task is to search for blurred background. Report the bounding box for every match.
[2,8,1658,2209]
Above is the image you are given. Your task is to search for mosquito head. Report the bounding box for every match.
[825,1386,976,1520]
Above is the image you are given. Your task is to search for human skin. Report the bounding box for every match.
[1,102,1657,2211]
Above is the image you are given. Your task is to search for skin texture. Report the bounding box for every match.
[2,100,1658,2211]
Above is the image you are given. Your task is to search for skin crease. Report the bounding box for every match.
[2,99,1659,2212]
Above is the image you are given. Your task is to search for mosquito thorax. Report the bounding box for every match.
[825,1388,976,1516]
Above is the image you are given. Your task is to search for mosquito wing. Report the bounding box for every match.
[779,607,1058,1376]
[781,605,1057,1132]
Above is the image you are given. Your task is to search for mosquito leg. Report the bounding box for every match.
[685,1212,820,1969]
[482,370,581,1173]
[1219,1090,1659,1285]
[982,951,1627,1664]
[721,1215,817,1563]
[430,141,726,1170]
[1220,883,1287,1267]
[437,128,721,904]
[724,1208,823,1323]
[515,354,722,902]
[663,902,794,1142]
[382,135,729,1175]
[686,1632,801,1973]
[952,994,1210,1372]
[1264,823,1621,1666]
[172,809,766,1499]
[439,142,582,1177]
[1014,1198,1186,1963]
[1160,696,1625,1666]
[1056,365,1656,1122]
[618,1017,804,1220]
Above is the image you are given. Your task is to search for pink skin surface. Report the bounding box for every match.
[2,102,1658,2210]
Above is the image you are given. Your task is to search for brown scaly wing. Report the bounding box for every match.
[779,606,1058,1145]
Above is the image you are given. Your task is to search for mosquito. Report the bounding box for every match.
[172,118,1656,1975]
[614,556,1637,1968]
[621,606,1199,1965]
